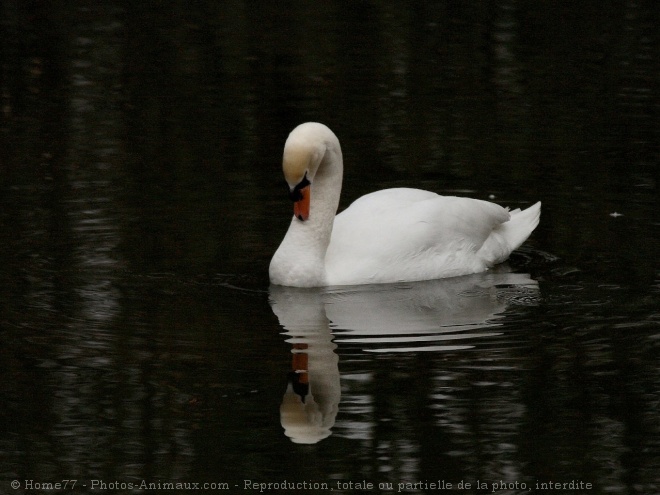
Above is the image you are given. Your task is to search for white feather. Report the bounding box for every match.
[269,123,541,287]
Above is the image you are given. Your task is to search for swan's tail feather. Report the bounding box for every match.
[504,201,541,252]
[479,201,541,265]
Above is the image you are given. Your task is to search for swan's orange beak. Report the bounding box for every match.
[293,184,310,221]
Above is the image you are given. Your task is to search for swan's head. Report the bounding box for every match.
[282,122,339,221]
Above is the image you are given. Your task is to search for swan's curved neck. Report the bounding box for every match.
[271,143,343,287]
[309,144,343,232]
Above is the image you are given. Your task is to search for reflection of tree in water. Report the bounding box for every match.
[0,0,657,491]
[325,287,659,491]
[0,1,194,482]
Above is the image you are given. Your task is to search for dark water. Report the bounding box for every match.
[1,1,658,494]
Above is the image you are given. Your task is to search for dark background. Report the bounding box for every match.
[0,1,657,494]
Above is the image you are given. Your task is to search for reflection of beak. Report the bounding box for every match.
[293,184,310,221]
[292,349,309,384]
[290,344,309,400]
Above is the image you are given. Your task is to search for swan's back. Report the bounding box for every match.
[324,188,540,285]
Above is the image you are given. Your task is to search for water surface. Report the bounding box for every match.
[0,1,658,494]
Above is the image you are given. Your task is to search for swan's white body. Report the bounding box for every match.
[269,123,541,287]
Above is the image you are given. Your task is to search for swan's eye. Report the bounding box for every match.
[289,173,311,202]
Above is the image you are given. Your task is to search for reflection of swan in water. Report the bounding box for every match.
[271,288,340,444]
[270,268,539,443]
[326,270,538,353]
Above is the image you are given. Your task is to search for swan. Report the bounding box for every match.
[269,122,541,287]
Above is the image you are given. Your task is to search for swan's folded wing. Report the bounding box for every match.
[325,189,511,284]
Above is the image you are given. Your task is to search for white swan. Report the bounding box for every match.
[269,122,541,287]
